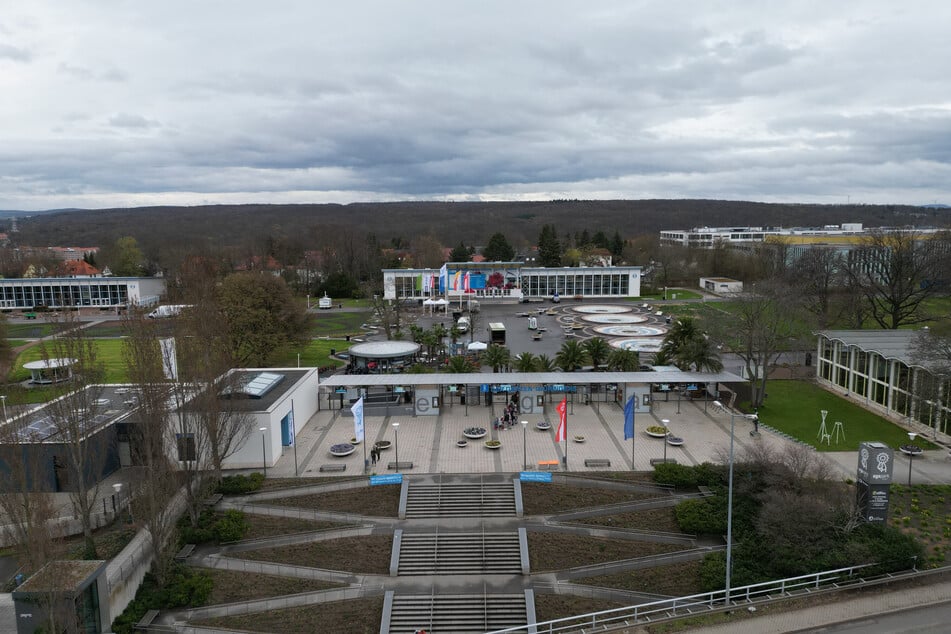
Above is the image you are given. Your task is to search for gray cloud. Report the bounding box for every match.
[0,43,30,62]
[1,1,950,210]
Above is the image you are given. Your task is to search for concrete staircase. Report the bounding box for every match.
[387,593,528,634]
[397,531,523,575]
[404,481,517,518]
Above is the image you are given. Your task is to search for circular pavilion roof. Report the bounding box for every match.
[593,325,668,337]
[348,341,421,359]
[580,314,648,324]
[23,358,77,370]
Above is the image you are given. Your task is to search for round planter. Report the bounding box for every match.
[666,436,684,446]
[536,421,552,431]
[573,436,586,443]
[484,441,502,450]
[374,440,392,451]
[899,445,923,456]
[329,443,355,457]
[349,437,362,445]
[645,428,668,438]
[456,440,469,448]
[464,427,487,439]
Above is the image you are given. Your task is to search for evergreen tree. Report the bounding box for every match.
[538,225,562,267]
[449,241,470,262]
[592,230,608,249]
[610,231,625,257]
[482,232,515,262]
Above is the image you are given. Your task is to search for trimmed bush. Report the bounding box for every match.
[217,472,265,495]
[178,509,248,545]
[653,462,723,489]
[111,564,212,633]
[675,498,727,535]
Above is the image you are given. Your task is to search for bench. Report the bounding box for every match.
[584,458,611,468]
[135,609,161,631]
[387,461,414,470]
[319,464,347,473]
[537,460,559,471]
[174,544,196,562]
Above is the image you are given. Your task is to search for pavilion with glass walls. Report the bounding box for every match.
[816,330,949,436]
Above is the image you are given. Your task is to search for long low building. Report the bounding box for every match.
[320,369,744,418]
[0,276,166,309]
[384,263,642,302]
[816,330,949,436]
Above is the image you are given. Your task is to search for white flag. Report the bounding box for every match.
[351,397,365,442]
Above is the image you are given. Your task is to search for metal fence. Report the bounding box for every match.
[486,562,895,633]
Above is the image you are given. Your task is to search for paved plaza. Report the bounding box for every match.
[267,396,951,484]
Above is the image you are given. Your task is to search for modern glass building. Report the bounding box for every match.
[816,330,949,435]
[0,276,166,309]
[383,264,642,301]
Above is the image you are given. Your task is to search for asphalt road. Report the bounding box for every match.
[807,601,951,633]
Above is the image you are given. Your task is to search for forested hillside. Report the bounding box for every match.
[12,200,942,260]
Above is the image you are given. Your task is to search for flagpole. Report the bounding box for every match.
[631,401,635,471]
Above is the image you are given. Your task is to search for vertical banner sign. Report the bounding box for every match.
[856,441,894,524]
[624,394,636,470]
[555,396,568,467]
[623,395,635,440]
[351,397,365,442]
[555,397,567,442]
[159,337,178,380]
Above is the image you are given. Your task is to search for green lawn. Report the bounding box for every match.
[5,322,58,338]
[272,339,349,368]
[750,380,938,452]
[7,339,28,350]
[9,339,129,384]
[636,288,703,301]
[308,310,372,337]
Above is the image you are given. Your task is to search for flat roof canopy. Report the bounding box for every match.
[320,370,745,388]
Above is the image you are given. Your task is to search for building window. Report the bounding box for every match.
[176,433,196,461]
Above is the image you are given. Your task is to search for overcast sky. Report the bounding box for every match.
[2,1,951,211]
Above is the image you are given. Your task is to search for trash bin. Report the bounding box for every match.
[345,335,351,341]
[330,348,336,356]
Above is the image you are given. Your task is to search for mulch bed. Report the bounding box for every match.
[529,533,684,572]
[243,514,351,540]
[580,560,704,597]
[533,594,631,624]
[576,507,682,533]
[205,569,343,605]
[259,486,400,517]
[236,535,393,574]
[522,482,662,515]
[195,596,384,633]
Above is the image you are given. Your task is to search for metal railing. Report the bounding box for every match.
[486,562,890,633]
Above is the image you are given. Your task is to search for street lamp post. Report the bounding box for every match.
[521,420,528,471]
[907,432,918,486]
[393,422,400,473]
[259,427,268,478]
[661,418,670,464]
[711,401,742,606]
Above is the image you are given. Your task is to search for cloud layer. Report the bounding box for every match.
[2,1,950,210]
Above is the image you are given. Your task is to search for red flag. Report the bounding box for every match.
[555,397,567,442]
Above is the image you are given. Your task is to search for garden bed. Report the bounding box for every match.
[195,596,383,634]
[521,482,662,515]
[528,533,684,571]
[237,535,393,574]
[257,486,400,517]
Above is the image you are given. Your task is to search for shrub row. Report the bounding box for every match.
[216,472,265,495]
[178,509,249,545]
[653,462,723,489]
[111,564,212,633]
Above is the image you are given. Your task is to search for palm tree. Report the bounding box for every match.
[514,352,537,372]
[483,344,511,373]
[430,323,448,358]
[659,317,701,370]
[678,336,723,373]
[555,340,588,372]
[582,337,610,370]
[536,354,556,372]
[446,355,475,373]
[607,347,640,371]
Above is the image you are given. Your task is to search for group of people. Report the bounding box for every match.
[494,393,521,429]
[370,446,382,464]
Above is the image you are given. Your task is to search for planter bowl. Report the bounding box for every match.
[464,427,487,439]
[329,443,355,457]
[645,427,668,438]
[373,441,392,451]
[536,421,552,431]
[573,436,586,443]
[899,445,923,456]
[456,440,469,448]
[666,436,684,446]
[484,440,502,450]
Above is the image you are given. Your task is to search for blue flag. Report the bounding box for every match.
[623,395,635,440]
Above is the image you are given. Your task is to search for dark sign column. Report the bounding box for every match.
[856,441,894,524]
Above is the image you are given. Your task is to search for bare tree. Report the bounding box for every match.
[167,276,252,526]
[121,309,181,584]
[364,283,405,340]
[0,423,57,575]
[789,247,847,328]
[705,282,807,408]
[39,311,107,558]
[844,229,949,329]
